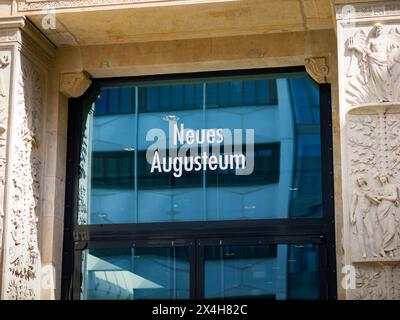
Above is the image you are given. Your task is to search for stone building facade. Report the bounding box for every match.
[0,0,399,300]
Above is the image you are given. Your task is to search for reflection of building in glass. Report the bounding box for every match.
[83,244,319,300]
[75,74,325,300]
[83,76,322,225]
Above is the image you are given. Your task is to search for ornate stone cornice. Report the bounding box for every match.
[20,19,55,67]
[0,17,23,46]
[0,17,25,30]
[17,0,214,12]
[60,71,91,98]
[0,17,25,45]
[305,56,330,84]
[336,1,400,21]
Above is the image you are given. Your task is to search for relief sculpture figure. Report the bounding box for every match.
[0,55,9,97]
[351,175,378,258]
[347,24,400,104]
[375,172,399,258]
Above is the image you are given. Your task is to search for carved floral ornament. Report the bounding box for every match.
[4,57,43,300]
[345,23,400,106]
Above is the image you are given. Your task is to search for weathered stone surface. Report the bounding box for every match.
[60,71,91,98]
[335,1,400,300]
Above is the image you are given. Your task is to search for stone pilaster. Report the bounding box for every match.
[0,15,21,298]
[334,1,400,300]
[0,15,55,299]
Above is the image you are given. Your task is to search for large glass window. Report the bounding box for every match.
[65,69,335,301]
[78,74,322,224]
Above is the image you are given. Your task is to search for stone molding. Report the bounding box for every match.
[0,17,25,45]
[336,2,400,21]
[60,71,91,98]
[0,18,25,30]
[20,20,55,67]
[17,0,212,12]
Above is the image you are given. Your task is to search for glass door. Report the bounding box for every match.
[198,238,322,300]
[79,237,326,300]
[80,240,194,300]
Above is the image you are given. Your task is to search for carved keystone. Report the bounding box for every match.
[60,71,91,98]
[305,56,330,84]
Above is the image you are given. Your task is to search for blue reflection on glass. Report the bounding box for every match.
[82,247,190,300]
[79,74,323,224]
[204,244,319,300]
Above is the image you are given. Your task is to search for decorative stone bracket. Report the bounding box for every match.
[60,71,91,98]
[305,56,330,84]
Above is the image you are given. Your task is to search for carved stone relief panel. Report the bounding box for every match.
[351,265,387,300]
[3,55,44,300]
[347,106,400,262]
[348,263,400,300]
[341,23,400,107]
[336,2,400,299]
[345,105,400,300]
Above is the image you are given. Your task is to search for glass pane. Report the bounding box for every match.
[288,78,322,218]
[204,243,319,300]
[78,73,323,224]
[137,83,205,223]
[82,247,190,300]
[79,88,137,224]
[204,77,321,220]
[204,78,280,220]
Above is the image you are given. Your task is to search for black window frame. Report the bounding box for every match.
[61,67,337,300]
